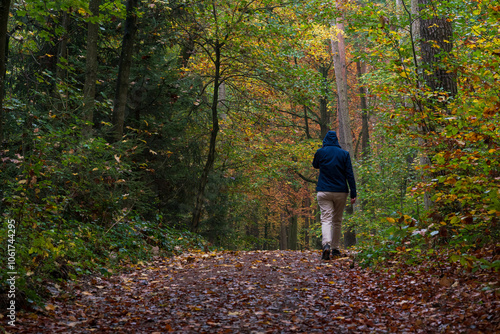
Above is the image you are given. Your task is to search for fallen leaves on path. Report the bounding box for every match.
[13,250,499,333]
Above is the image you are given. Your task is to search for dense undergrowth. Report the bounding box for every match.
[0,118,210,308]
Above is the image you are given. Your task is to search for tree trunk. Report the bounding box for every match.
[331,22,353,156]
[190,40,222,232]
[303,196,311,249]
[0,0,12,142]
[82,0,101,137]
[112,0,139,142]
[418,0,457,100]
[279,211,288,250]
[288,213,298,250]
[264,214,269,250]
[53,10,70,113]
[331,6,356,248]
[303,105,311,139]
[318,64,331,139]
[356,60,370,158]
[418,0,457,210]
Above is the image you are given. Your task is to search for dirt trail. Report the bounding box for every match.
[12,250,499,333]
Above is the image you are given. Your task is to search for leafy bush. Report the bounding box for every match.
[0,117,209,306]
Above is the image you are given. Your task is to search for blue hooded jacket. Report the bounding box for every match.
[312,131,357,198]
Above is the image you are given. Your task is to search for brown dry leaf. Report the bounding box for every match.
[45,304,56,311]
[439,276,453,287]
[12,250,500,333]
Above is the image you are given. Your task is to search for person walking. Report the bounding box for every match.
[312,131,357,260]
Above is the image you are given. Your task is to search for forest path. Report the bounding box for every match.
[15,250,499,333]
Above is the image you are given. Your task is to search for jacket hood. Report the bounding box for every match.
[323,131,341,148]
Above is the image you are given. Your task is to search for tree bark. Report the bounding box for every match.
[112,0,139,142]
[0,0,11,142]
[303,105,311,139]
[56,11,69,85]
[331,21,353,156]
[288,212,298,250]
[303,196,311,249]
[418,0,457,100]
[331,6,356,248]
[418,0,457,210]
[279,211,288,250]
[356,60,370,158]
[190,39,222,232]
[53,10,70,113]
[82,0,101,137]
[318,64,331,139]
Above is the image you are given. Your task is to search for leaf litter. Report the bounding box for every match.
[13,250,499,333]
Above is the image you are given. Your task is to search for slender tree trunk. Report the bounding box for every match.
[288,212,298,250]
[331,6,356,248]
[411,0,420,46]
[318,64,331,139]
[55,12,69,84]
[303,105,311,139]
[54,10,70,113]
[279,211,288,250]
[191,40,222,232]
[0,0,11,142]
[303,196,311,249]
[82,0,101,137]
[357,61,370,158]
[112,0,139,142]
[263,217,268,250]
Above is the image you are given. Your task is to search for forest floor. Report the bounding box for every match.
[8,250,500,333]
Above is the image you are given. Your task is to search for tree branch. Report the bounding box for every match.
[295,171,317,184]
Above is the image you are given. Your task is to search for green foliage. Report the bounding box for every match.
[345,0,499,271]
[2,0,499,306]
[345,128,422,247]
[0,111,207,303]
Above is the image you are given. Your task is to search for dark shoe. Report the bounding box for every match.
[322,244,330,261]
[331,248,341,258]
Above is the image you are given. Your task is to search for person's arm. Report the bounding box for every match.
[312,151,320,169]
[345,153,357,199]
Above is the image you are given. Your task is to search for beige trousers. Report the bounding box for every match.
[317,191,348,250]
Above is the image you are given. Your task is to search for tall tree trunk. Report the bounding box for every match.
[303,196,311,249]
[318,64,331,139]
[0,0,11,142]
[54,11,69,112]
[331,24,353,156]
[356,60,370,158]
[112,0,139,142]
[288,212,298,250]
[303,105,311,139]
[191,40,222,232]
[263,213,269,250]
[418,0,457,209]
[279,211,288,250]
[419,0,456,99]
[331,6,356,248]
[82,0,101,137]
